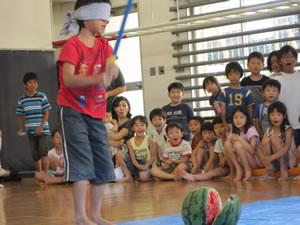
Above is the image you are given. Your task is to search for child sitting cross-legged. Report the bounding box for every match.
[150,122,192,180]
[258,101,297,182]
[178,117,229,181]
[121,115,156,182]
[224,106,262,182]
[190,122,216,174]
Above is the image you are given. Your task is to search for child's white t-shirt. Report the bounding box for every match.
[48,148,64,175]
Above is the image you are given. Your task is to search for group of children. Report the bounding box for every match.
[111,44,300,184]
[2,0,298,224]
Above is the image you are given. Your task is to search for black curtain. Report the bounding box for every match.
[0,50,58,173]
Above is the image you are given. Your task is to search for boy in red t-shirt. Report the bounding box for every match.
[57,0,118,224]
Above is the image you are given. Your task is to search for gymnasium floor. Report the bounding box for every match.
[1,177,300,225]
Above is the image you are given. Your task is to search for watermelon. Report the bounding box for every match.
[182,187,241,225]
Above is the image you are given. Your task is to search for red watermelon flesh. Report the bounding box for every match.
[206,190,222,225]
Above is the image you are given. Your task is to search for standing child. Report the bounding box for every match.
[218,62,254,132]
[123,116,156,182]
[162,82,194,141]
[150,122,192,180]
[258,101,297,182]
[35,129,65,184]
[149,108,168,166]
[202,76,221,115]
[16,72,51,173]
[57,0,118,224]
[178,117,229,181]
[190,122,216,174]
[241,52,270,107]
[254,79,281,139]
[224,106,262,181]
[267,50,281,75]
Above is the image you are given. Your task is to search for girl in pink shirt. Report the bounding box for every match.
[224,106,262,181]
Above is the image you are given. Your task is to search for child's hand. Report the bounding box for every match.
[17,130,26,136]
[112,119,118,126]
[261,155,273,166]
[34,127,43,135]
[161,162,170,169]
[224,123,231,132]
[139,165,149,171]
[190,167,198,174]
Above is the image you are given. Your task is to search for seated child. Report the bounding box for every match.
[202,76,221,115]
[258,101,297,182]
[190,122,216,174]
[254,79,281,139]
[0,129,10,177]
[104,110,119,157]
[119,115,156,182]
[267,50,281,75]
[150,122,192,180]
[224,106,262,181]
[149,108,168,166]
[178,117,229,181]
[35,129,65,184]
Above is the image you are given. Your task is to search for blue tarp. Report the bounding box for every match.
[118,196,300,225]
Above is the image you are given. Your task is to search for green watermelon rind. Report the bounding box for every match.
[182,187,220,225]
[212,194,241,225]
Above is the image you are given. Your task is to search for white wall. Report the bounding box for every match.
[138,0,191,118]
[0,0,53,50]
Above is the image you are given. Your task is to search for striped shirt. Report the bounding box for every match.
[163,140,192,161]
[16,92,51,135]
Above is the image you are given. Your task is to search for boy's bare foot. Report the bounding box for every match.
[222,173,235,181]
[278,169,288,182]
[178,169,195,182]
[92,217,115,225]
[243,168,252,181]
[76,217,97,225]
[233,168,243,182]
[293,175,300,181]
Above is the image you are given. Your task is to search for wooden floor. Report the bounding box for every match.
[1,178,300,225]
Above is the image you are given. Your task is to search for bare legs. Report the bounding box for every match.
[73,181,115,225]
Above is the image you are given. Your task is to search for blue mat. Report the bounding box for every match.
[118,196,300,225]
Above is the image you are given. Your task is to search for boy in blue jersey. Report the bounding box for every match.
[218,62,254,132]
[17,72,51,173]
[162,82,194,141]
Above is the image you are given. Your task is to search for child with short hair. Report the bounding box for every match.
[202,76,221,115]
[16,72,51,173]
[190,122,216,174]
[35,129,65,184]
[258,101,297,182]
[254,79,281,139]
[218,62,254,132]
[267,50,281,75]
[162,82,194,141]
[149,108,168,166]
[123,116,156,182]
[224,106,262,181]
[241,52,270,86]
[178,117,229,181]
[57,0,118,224]
[274,45,300,155]
[241,52,270,108]
[150,122,192,180]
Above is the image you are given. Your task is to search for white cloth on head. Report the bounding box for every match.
[60,2,111,35]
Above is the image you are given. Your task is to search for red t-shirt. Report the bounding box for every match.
[57,36,113,118]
